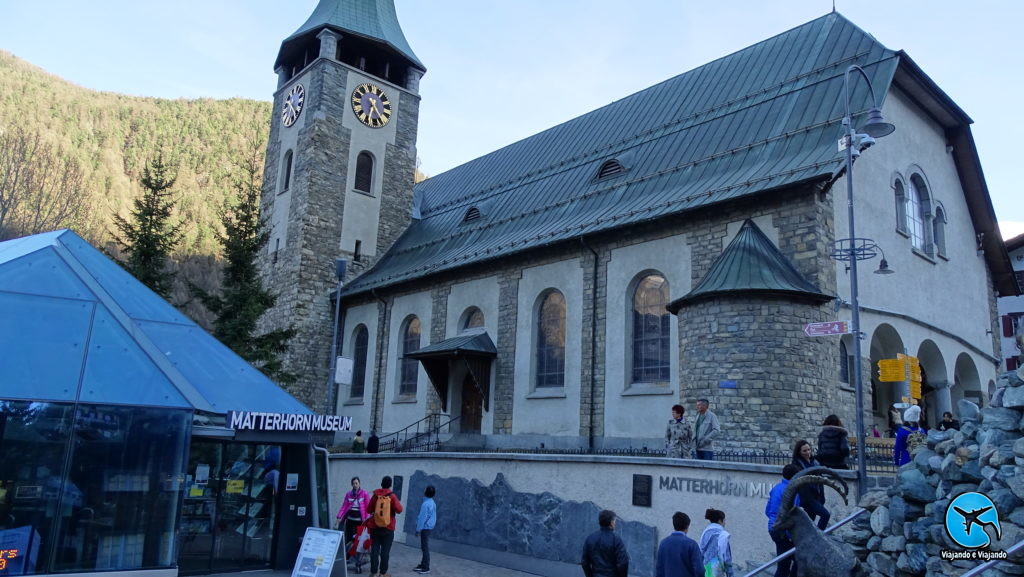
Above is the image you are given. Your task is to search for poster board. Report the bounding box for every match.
[290,527,345,577]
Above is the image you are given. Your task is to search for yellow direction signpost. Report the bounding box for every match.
[878,354,923,400]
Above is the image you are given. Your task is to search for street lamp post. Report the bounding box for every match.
[327,258,347,415]
[832,64,895,498]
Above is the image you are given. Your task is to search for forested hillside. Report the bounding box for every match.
[0,50,273,325]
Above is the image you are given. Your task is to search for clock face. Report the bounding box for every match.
[351,83,392,128]
[281,84,305,127]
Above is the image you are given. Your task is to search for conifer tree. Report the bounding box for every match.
[191,126,297,385]
[112,155,182,300]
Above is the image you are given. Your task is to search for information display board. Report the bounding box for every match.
[291,527,345,577]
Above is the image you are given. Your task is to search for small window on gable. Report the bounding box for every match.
[597,159,626,179]
[462,207,481,224]
[355,151,373,193]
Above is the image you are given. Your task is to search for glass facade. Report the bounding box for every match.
[178,441,279,575]
[0,401,190,575]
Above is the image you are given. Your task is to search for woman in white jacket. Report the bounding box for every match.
[699,508,734,577]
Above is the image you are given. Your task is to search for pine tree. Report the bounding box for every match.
[191,125,297,385]
[112,155,182,300]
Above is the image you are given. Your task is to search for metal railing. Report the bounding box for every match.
[377,414,460,453]
[959,539,1024,577]
[742,508,867,577]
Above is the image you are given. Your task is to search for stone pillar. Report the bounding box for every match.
[406,68,424,93]
[275,66,289,89]
[317,29,340,60]
[932,380,953,419]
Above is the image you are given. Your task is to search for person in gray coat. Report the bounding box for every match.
[693,399,721,460]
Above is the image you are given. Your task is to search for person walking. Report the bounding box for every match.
[656,511,704,577]
[693,399,721,460]
[413,485,436,574]
[366,475,403,577]
[665,404,694,459]
[893,405,926,466]
[815,415,850,469]
[765,464,800,577]
[581,509,629,577]
[791,440,829,530]
[698,508,734,577]
[336,476,370,558]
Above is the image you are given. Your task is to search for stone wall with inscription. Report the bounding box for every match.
[328,452,857,577]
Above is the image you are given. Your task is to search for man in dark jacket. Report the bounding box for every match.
[655,511,703,577]
[581,509,629,577]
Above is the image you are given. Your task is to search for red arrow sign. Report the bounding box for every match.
[803,321,850,336]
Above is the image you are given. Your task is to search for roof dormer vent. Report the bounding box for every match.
[597,158,627,179]
[462,206,482,224]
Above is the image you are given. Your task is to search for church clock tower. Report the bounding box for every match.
[259,0,425,411]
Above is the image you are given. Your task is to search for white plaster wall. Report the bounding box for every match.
[382,292,433,433]
[998,243,1024,369]
[514,260,583,436]
[446,276,500,433]
[339,69,406,258]
[605,234,691,440]
[833,88,997,396]
[337,302,379,434]
[328,454,856,572]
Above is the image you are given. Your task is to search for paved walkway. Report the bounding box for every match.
[208,542,544,577]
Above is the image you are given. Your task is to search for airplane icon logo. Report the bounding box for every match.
[945,492,1001,549]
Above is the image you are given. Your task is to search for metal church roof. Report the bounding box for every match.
[406,330,497,359]
[667,219,832,313]
[0,230,312,415]
[343,12,901,297]
[278,0,424,71]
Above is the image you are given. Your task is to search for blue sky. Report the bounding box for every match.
[1,0,1020,238]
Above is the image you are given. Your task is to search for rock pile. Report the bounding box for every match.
[838,369,1024,577]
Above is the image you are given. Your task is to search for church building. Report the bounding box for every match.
[259,0,1018,452]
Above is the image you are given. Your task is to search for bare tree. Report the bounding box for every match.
[0,125,88,240]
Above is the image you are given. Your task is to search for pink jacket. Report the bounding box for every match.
[337,488,370,522]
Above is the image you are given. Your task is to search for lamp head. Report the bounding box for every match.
[874,258,895,275]
[860,107,895,138]
[335,258,348,281]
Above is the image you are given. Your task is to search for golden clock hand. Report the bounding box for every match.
[369,99,382,118]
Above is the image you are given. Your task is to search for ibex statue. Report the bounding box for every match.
[771,466,864,577]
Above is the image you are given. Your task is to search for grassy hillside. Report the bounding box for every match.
[0,50,273,325]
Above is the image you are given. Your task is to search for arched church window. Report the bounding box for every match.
[631,274,670,384]
[535,291,566,388]
[350,325,369,399]
[839,340,850,384]
[462,307,485,330]
[355,151,373,193]
[907,175,930,251]
[399,316,421,397]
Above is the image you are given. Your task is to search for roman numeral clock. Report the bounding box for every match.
[351,83,393,128]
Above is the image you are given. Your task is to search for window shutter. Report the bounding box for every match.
[1005,315,1015,337]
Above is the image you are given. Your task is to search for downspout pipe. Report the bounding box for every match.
[371,288,389,433]
[580,236,598,451]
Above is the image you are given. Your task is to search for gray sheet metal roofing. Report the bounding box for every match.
[342,12,900,297]
[0,230,312,415]
[406,330,497,359]
[277,0,424,71]
[666,219,833,314]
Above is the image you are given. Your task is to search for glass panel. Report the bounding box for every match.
[535,292,565,388]
[178,441,224,574]
[351,327,368,399]
[631,275,670,384]
[0,402,189,574]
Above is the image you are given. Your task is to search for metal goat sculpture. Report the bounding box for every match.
[771,466,865,577]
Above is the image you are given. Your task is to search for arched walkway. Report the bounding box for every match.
[952,353,983,411]
[869,323,905,435]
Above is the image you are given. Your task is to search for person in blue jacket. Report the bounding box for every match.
[656,511,704,577]
[414,485,436,574]
[893,405,926,466]
[765,464,800,577]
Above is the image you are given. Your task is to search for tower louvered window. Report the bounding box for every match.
[355,151,373,192]
[597,159,626,179]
